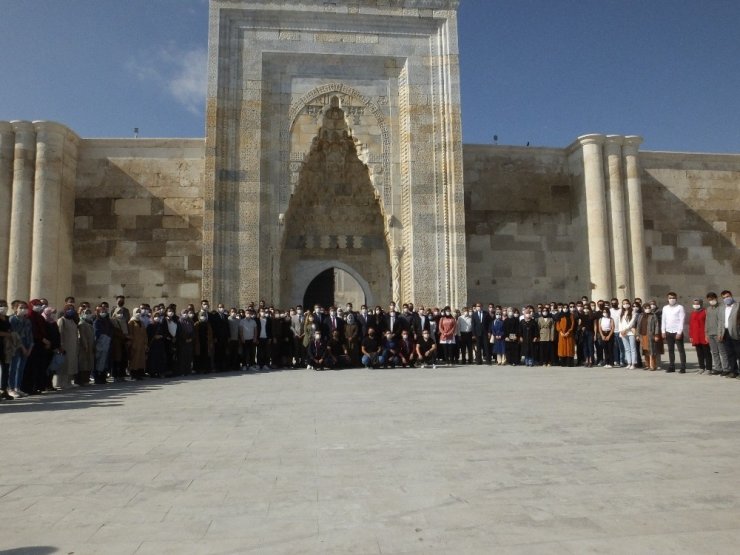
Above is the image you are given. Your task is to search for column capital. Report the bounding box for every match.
[10,120,35,135]
[33,120,78,142]
[622,135,643,154]
[577,133,606,147]
[605,134,624,145]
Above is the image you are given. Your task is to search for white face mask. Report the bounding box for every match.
[692,304,701,310]
[709,300,718,306]
[0,306,7,315]
[668,298,677,306]
[33,305,43,313]
[199,316,207,322]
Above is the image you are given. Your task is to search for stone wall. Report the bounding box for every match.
[463,145,584,306]
[640,151,740,301]
[72,139,205,309]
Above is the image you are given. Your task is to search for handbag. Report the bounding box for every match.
[48,351,66,375]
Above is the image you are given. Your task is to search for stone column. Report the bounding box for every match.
[605,135,630,297]
[623,136,648,300]
[7,121,36,302]
[579,134,611,300]
[0,123,14,299]
[30,122,67,303]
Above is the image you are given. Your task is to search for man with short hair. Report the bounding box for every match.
[471,302,491,364]
[361,327,384,369]
[661,292,686,373]
[705,292,729,375]
[416,329,437,369]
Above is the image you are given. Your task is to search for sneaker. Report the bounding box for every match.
[307,364,313,370]
[604,364,612,368]
[432,364,437,369]
[9,390,21,399]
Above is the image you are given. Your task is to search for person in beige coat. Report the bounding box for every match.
[77,309,95,386]
[56,305,79,389]
[128,312,148,380]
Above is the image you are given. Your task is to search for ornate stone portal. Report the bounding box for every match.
[204,0,468,307]
[280,97,391,306]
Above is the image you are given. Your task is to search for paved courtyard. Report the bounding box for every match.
[2,355,740,554]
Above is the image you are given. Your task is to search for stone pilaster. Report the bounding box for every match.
[7,121,36,302]
[30,122,68,303]
[578,134,611,300]
[0,123,14,299]
[605,135,630,297]
[392,246,404,304]
[623,136,648,300]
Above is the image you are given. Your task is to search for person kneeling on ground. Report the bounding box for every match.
[398,330,417,368]
[361,327,385,369]
[326,330,350,368]
[307,331,332,370]
[381,331,400,368]
[416,330,437,368]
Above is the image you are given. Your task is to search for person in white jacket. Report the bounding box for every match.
[661,292,686,373]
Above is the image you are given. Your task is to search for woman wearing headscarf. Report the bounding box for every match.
[77,308,95,386]
[93,304,112,385]
[193,310,214,373]
[556,306,576,366]
[127,310,148,380]
[146,310,167,378]
[56,304,79,390]
[41,307,62,391]
[23,299,50,394]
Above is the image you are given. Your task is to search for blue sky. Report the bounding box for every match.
[1,0,739,153]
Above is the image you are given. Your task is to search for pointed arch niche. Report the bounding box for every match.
[279,96,391,308]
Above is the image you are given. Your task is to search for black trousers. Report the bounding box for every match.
[257,338,271,368]
[243,341,256,368]
[664,332,686,370]
[695,343,712,371]
[475,335,490,363]
[459,332,473,363]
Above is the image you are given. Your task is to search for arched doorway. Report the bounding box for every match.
[279,95,391,307]
[302,267,367,309]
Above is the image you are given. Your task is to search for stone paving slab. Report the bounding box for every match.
[2,355,740,554]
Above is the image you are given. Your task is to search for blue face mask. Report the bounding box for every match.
[724,297,734,306]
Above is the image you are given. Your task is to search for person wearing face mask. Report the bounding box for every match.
[55,304,79,390]
[342,311,360,367]
[456,308,473,365]
[87,305,112,385]
[636,303,661,370]
[177,310,195,376]
[704,292,729,375]
[536,308,554,367]
[519,310,539,367]
[307,330,330,370]
[127,310,148,380]
[240,310,259,371]
[366,306,386,337]
[361,327,385,369]
[609,299,625,367]
[471,303,492,365]
[719,290,740,377]
[76,309,95,386]
[490,310,506,365]
[437,307,456,367]
[397,330,417,368]
[109,303,130,382]
[7,302,33,398]
[357,305,369,337]
[661,292,686,373]
[384,308,406,342]
[502,309,520,366]
[290,307,306,369]
[688,299,712,374]
[415,330,437,368]
[39,307,62,391]
[556,305,576,367]
[193,310,214,374]
[617,302,639,370]
[597,308,616,367]
[256,309,273,371]
[22,299,49,394]
[146,311,167,378]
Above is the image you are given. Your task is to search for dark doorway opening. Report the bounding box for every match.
[303,268,334,309]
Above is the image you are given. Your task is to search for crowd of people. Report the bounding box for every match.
[1,290,739,400]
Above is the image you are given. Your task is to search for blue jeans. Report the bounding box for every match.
[620,335,637,365]
[613,335,626,365]
[361,353,385,368]
[10,354,28,391]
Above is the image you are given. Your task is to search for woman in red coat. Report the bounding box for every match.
[689,298,711,374]
[438,307,457,366]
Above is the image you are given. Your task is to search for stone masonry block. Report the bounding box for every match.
[114,198,152,216]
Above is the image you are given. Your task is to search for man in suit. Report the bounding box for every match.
[327,306,345,340]
[290,306,305,368]
[256,309,272,371]
[720,290,740,377]
[472,302,492,364]
[307,330,332,370]
[385,308,407,341]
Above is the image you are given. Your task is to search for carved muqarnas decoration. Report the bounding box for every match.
[303,96,368,190]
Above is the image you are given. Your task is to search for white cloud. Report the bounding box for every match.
[127,43,207,116]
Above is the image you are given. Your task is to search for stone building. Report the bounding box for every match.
[1,0,738,309]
